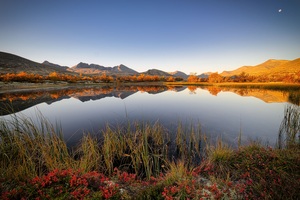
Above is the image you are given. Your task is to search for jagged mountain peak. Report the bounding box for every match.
[142,69,171,76]
[73,62,106,69]
[169,71,188,79]
[111,64,138,74]
[42,61,68,69]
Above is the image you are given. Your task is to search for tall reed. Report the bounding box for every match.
[73,134,102,172]
[175,122,202,166]
[0,113,72,181]
[0,112,205,182]
[278,104,300,149]
[101,121,170,179]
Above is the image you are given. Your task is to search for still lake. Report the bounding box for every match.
[0,85,297,147]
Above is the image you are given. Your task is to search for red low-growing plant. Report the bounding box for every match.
[100,183,119,199]
[114,168,137,184]
[162,178,239,200]
[1,169,121,199]
[1,189,23,200]
[193,145,300,199]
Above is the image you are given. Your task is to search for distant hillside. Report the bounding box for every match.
[71,63,138,75]
[198,72,213,79]
[169,71,188,79]
[142,69,171,76]
[42,61,69,70]
[271,58,300,73]
[111,64,138,75]
[70,62,109,74]
[221,59,299,77]
[0,52,71,75]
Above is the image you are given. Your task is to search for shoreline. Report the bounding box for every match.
[0,81,113,94]
[0,81,168,94]
[1,81,300,94]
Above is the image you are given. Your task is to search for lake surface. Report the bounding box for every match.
[1,85,298,147]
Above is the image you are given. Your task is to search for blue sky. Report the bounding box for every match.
[1,0,300,74]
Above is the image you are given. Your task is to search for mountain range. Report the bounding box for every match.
[70,62,139,75]
[0,51,299,79]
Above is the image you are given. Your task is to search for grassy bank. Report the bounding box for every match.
[165,81,300,90]
[0,113,299,199]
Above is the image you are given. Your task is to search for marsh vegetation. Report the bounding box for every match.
[0,105,299,199]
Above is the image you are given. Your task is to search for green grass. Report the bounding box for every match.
[0,112,299,199]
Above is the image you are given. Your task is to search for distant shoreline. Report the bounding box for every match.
[0,81,166,94]
[1,81,300,94]
[165,81,300,90]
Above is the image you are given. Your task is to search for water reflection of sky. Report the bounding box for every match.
[1,88,287,147]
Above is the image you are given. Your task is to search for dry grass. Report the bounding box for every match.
[1,110,299,199]
[278,104,300,148]
[0,114,204,182]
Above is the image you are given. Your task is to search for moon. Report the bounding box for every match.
[278,9,282,13]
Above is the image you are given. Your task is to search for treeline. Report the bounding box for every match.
[0,72,116,83]
[0,72,80,83]
[187,71,300,83]
[1,71,300,84]
[0,72,183,83]
[116,74,183,82]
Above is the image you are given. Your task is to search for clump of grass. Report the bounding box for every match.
[164,160,191,185]
[175,122,202,167]
[99,121,204,180]
[0,113,73,181]
[206,137,234,163]
[199,142,300,199]
[101,121,171,179]
[204,138,234,179]
[288,90,300,105]
[278,104,300,149]
[73,134,102,172]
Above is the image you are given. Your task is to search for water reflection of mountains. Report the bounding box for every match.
[0,85,185,115]
[203,86,299,105]
[0,85,299,116]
